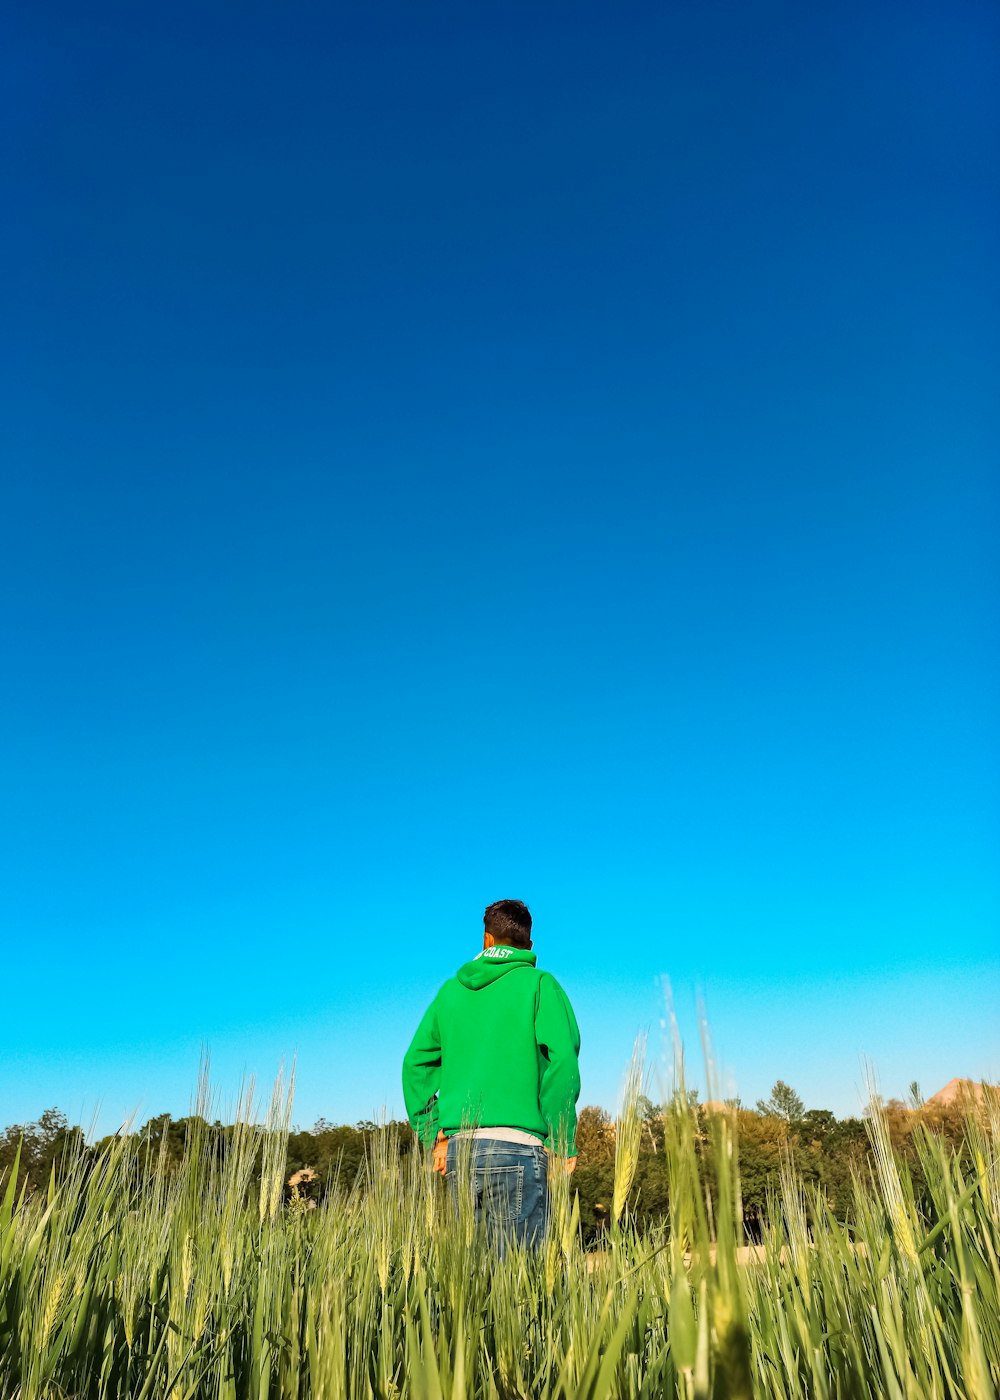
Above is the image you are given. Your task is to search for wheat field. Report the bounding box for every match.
[0,1064,997,1399]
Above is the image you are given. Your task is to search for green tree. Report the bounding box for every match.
[756,1080,805,1122]
[0,1108,85,1195]
[575,1105,615,1164]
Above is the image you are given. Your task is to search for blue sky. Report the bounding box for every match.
[2,1,997,1132]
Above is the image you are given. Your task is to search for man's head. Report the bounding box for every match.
[483,898,532,950]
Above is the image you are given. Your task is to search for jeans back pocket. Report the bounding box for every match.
[479,1163,524,1228]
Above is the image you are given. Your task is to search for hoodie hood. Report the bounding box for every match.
[456,945,537,990]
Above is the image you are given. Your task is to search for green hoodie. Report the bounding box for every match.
[402,947,581,1155]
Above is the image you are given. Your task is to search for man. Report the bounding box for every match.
[401,898,581,1249]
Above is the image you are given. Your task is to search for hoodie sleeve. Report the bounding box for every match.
[535,973,582,1156]
[402,994,442,1147]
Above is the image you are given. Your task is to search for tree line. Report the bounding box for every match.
[0,1082,974,1241]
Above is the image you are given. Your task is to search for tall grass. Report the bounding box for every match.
[0,1062,997,1399]
[612,1036,646,1228]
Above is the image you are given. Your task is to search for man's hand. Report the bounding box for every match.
[545,1148,577,1175]
[431,1130,448,1176]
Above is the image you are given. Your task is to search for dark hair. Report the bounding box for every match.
[483,898,533,949]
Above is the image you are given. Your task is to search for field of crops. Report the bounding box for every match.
[0,1067,997,1400]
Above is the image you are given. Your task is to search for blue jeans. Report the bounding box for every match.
[445,1137,549,1252]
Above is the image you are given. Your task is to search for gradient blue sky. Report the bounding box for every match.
[3,1,998,1133]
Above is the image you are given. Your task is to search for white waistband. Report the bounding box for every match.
[451,1127,544,1146]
